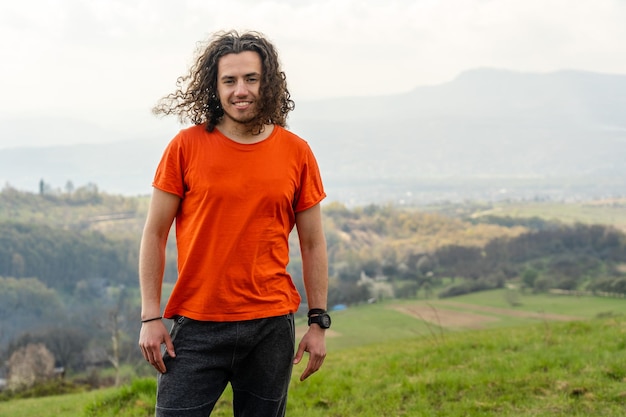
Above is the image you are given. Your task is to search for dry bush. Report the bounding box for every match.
[7,343,55,390]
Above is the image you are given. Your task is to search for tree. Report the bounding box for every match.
[7,327,90,372]
[7,343,55,390]
[521,268,539,289]
[65,180,75,195]
[94,285,139,387]
[105,286,128,387]
[0,277,65,347]
[0,222,138,292]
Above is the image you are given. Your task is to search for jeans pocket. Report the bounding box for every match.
[284,313,295,346]
[169,316,188,342]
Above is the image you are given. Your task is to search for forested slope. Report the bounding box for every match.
[1,187,626,384]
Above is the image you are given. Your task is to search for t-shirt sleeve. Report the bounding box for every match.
[294,144,326,212]
[152,132,186,198]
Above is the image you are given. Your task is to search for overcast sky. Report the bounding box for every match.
[1,0,626,148]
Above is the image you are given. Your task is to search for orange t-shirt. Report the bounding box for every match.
[153,124,326,321]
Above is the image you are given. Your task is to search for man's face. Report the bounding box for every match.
[216,51,263,128]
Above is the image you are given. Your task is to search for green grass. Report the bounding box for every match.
[0,387,117,417]
[303,304,433,351]
[290,318,626,416]
[3,292,626,417]
[438,289,626,317]
[321,290,626,351]
[83,379,156,417]
[473,200,626,231]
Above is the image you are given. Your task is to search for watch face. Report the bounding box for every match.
[309,313,331,328]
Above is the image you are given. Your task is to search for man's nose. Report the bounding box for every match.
[235,80,248,96]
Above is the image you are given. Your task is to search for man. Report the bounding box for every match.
[138,30,330,417]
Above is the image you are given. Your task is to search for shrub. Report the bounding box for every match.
[437,279,495,298]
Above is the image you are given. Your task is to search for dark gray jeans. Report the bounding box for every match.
[156,314,295,417]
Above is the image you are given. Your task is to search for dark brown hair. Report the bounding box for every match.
[152,30,295,134]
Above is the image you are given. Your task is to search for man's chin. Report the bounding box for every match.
[224,114,259,128]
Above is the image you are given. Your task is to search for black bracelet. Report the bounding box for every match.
[307,308,327,317]
[141,316,162,323]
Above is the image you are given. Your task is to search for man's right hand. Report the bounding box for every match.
[139,320,176,373]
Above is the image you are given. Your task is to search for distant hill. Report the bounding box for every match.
[1,68,625,203]
[0,138,166,196]
[291,68,626,178]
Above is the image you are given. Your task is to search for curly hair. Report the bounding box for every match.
[152,30,295,134]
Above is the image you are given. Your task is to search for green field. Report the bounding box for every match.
[472,199,626,231]
[2,291,626,417]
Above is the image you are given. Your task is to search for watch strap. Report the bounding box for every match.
[307,308,327,317]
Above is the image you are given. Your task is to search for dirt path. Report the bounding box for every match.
[436,301,582,321]
[393,301,582,329]
[392,305,499,329]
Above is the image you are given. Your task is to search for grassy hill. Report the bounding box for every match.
[468,198,626,233]
[3,290,626,417]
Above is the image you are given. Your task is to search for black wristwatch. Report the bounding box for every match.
[307,309,331,329]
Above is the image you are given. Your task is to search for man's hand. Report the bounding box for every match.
[139,320,175,374]
[293,325,327,381]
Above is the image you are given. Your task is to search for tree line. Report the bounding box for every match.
[0,222,137,292]
[310,204,626,306]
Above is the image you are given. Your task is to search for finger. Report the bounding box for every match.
[293,343,305,364]
[149,348,167,373]
[299,357,320,381]
[300,361,315,381]
[301,350,327,380]
[154,357,167,374]
[164,335,176,358]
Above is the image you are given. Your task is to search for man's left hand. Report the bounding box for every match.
[293,325,327,381]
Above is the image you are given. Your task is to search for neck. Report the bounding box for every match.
[218,122,274,144]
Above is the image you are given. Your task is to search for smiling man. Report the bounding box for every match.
[138,30,330,417]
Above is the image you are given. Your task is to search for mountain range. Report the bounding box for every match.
[1,68,625,205]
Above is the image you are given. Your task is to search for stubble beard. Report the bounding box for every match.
[224,111,256,126]
[222,108,261,133]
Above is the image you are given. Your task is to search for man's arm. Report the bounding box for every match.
[292,203,329,381]
[138,188,180,373]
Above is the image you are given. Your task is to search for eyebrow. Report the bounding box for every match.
[220,72,261,80]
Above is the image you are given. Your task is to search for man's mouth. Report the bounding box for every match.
[233,101,252,109]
